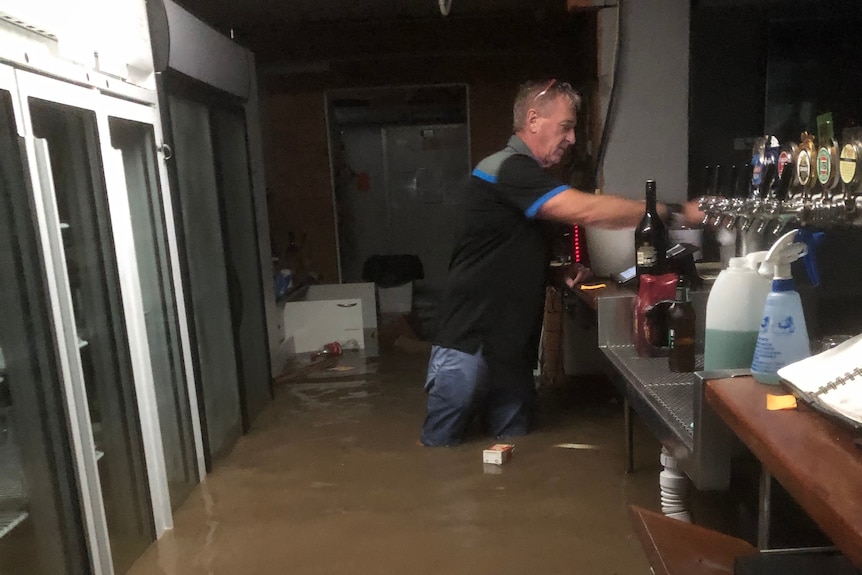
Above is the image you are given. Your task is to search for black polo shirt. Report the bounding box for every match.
[434,135,569,367]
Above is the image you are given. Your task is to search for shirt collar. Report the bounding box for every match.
[505,134,537,162]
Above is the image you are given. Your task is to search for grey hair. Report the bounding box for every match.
[512,80,582,133]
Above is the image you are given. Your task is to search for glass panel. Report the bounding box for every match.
[0,92,89,573]
[168,94,241,462]
[29,98,154,574]
[383,124,469,292]
[211,108,272,430]
[108,118,198,509]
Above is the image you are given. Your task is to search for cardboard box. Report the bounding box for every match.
[280,299,364,354]
[482,443,514,465]
[377,282,413,314]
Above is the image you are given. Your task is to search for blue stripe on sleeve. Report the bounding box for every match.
[525,185,568,218]
[472,168,497,183]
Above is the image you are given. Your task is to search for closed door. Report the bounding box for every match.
[108,117,199,509]
[0,81,91,575]
[28,96,154,574]
[167,94,242,462]
[210,107,272,431]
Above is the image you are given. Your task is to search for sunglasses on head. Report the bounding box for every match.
[532,79,574,103]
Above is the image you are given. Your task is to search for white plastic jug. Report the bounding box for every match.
[704,252,771,370]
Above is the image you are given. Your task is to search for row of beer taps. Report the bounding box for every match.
[697,155,862,236]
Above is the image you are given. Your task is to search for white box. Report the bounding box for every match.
[306,283,378,356]
[377,282,413,314]
[281,299,364,354]
[482,443,514,465]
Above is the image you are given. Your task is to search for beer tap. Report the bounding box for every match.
[745,163,777,233]
[725,164,751,230]
[712,164,735,228]
[757,160,794,234]
[837,140,862,224]
[795,132,817,204]
[698,165,723,226]
[853,195,862,226]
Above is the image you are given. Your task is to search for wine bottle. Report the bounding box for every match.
[634,180,668,278]
[668,276,696,372]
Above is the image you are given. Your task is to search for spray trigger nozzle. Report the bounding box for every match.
[796,229,824,287]
[758,229,821,286]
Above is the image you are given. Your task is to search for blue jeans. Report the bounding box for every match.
[420,345,536,447]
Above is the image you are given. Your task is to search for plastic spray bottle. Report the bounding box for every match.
[750,229,822,385]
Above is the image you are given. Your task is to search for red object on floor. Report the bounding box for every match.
[311,341,342,362]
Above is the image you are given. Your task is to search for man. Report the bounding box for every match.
[420,79,704,447]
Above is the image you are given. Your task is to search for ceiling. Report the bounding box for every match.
[176,0,567,32]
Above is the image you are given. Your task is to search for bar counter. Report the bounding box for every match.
[576,280,727,486]
[706,376,862,569]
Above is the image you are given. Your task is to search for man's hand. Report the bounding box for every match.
[682,199,708,228]
[564,262,593,289]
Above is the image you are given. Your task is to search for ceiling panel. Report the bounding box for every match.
[176,0,565,30]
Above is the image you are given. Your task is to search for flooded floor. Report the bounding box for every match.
[128,350,680,575]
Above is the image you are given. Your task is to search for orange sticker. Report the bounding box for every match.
[766,394,797,411]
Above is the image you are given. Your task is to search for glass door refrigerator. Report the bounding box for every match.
[0,61,203,574]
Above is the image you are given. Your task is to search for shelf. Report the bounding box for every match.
[0,460,28,540]
[0,511,28,539]
[602,344,701,452]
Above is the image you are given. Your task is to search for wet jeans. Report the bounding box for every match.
[420,345,536,447]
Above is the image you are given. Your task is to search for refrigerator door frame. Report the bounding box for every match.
[0,61,95,574]
[12,67,191,570]
[12,67,112,575]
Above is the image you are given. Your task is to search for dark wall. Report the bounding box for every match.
[258,9,598,282]
[253,10,596,89]
[765,9,862,144]
[689,0,862,197]
[690,1,862,332]
[688,1,769,198]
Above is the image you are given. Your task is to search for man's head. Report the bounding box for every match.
[513,79,581,168]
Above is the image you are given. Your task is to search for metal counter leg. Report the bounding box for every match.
[624,397,634,473]
[758,466,772,550]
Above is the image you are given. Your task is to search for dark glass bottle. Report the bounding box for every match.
[668,277,696,372]
[634,180,668,278]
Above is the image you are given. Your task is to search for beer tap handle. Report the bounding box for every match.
[774,161,794,201]
[760,163,777,199]
[721,164,738,198]
[702,164,716,196]
[735,163,752,199]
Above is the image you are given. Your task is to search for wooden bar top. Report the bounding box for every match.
[628,505,756,575]
[705,376,862,569]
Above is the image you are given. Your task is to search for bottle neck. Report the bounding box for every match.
[772,278,795,292]
[645,186,657,213]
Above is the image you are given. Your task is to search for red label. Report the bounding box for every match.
[778,151,791,177]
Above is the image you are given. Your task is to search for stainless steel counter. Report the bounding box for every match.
[602,344,699,454]
[593,288,742,490]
